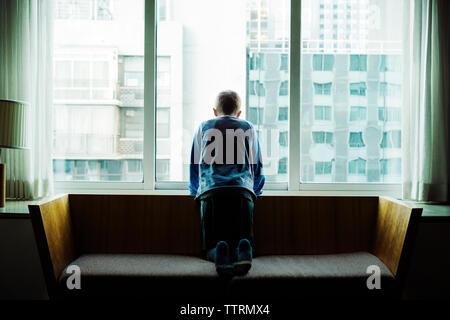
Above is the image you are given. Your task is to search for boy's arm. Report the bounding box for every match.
[252,129,265,196]
[189,125,202,196]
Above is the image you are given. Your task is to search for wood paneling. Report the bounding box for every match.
[253,196,379,255]
[69,194,202,255]
[29,194,76,298]
[372,197,422,278]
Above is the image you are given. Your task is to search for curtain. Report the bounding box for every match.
[403,0,450,202]
[0,0,54,200]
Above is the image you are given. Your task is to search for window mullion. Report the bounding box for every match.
[288,0,301,191]
[143,0,156,190]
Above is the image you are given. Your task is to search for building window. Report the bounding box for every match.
[379,82,401,97]
[313,54,334,71]
[279,81,289,96]
[249,53,264,70]
[156,159,170,181]
[279,131,288,147]
[380,55,401,72]
[157,108,170,138]
[248,107,264,125]
[314,105,332,121]
[100,160,123,181]
[278,106,288,121]
[95,0,113,20]
[380,131,402,149]
[278,157,288,174]
[348,158,366,175]
[350,82,367,96]
[349,106,367,121]
[314,82,332,95]
[349,132,365,148]
[380,158,401,176]
[250,80,266,97]
[280,54,288,71]
[56,0,114,20]
[312,131,333,144]
[378,107,401,122]
[315,161,332,175]
[349,55,367,71]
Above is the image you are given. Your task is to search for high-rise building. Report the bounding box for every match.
[52,0,403,185]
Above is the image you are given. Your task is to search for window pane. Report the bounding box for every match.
[301,0,406,183]
[53,0,145,182]
[156,0,290,183]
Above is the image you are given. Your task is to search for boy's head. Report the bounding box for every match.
[213,90,242,117]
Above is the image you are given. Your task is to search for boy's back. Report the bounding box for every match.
[189,90,264,277]
[189,115,264,199]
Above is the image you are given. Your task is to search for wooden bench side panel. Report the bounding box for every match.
[29,194,76,297]
[371,197,422,278]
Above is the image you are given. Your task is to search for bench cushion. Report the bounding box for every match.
[59,252,395,298]
[231,252,395,298]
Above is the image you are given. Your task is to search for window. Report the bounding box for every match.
[250,80,266,97]
[279,81,289,96]
[349,132,365,148]
[53,0,409,191]
[315,161,332,175]
[249,53,265,70]
[95,0,113,20]
[155,0,289,184]
[312,132,333,144]
[379,82,401,98]
[278,157,288,174]
[349,106,366,122]
[314,82,332,95]
[156,108,170,138]
[53,0,145,182]
[380,131,402,149]
[349,55,367,71]
[280,54,289,71]
[380,55,401,72]
[313,54,334,71]
[378,107,401,122]
[279,131,288,147]
[348,158,366,175]
[278,106,288,121]
[350,82,366,96]
[248,107,264,125]
[380,158,401,176]
[314,105,332,121]
[56,0,113,20]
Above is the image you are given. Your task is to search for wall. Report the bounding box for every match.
[0,219,47,300]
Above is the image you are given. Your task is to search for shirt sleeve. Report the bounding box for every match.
[251,127,265,196]
[189,124,202,195]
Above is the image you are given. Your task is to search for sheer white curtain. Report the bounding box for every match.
[0,0,54,199]
[403,0,449,202]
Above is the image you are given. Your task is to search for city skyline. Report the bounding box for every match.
[52,0,405,184]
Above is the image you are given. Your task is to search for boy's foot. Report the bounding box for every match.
[234,238,252,276]
[214,241,233,277]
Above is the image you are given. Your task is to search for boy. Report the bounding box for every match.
[189,90,265,277]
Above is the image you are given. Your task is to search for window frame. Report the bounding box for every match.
[55,0,402,197]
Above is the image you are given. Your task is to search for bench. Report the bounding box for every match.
[29,194,422,300]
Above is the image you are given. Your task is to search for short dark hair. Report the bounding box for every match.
[215,90,241,115]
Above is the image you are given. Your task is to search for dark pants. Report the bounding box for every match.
[197,187,255,261]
